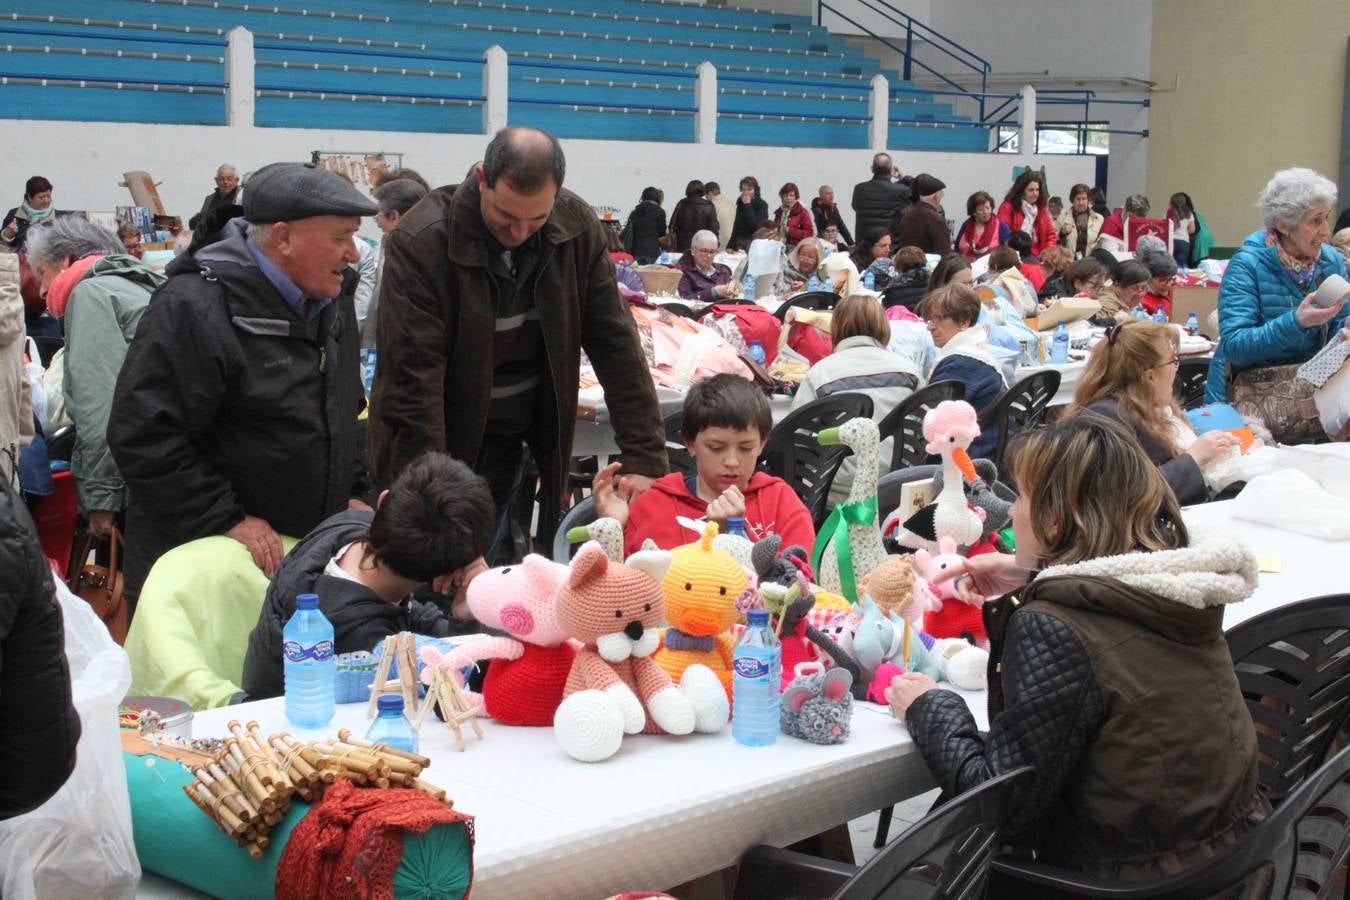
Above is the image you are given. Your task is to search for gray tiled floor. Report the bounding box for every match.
[849,789,941,865]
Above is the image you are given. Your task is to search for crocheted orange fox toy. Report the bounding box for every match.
[553,542,727,762]
[654,523,749,702]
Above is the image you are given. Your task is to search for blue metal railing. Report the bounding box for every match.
[816,0,990,119]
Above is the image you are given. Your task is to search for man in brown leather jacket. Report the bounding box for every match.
[368,127,666,558]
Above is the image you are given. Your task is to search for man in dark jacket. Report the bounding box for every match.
[894,173,952,254]
[369,127,666,556]
[810,185,853,247]
[188,164,242,231]
[0,477,80,819]
[109,162,376,600]
[242,452,494,700]
[851,152,913,239]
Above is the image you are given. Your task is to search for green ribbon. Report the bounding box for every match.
[811,496,878,604]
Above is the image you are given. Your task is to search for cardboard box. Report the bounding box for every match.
[1170,286,1219,330]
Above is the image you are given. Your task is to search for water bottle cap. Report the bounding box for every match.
[726,516,745,530]
[746,609,770,626]
[377,694,405,712]
[750,340,763,349]
[296,593,319,610]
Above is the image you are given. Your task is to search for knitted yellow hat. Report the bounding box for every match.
[662,523,747,638]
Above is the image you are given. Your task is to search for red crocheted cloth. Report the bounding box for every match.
[483,642,577,726]
[779,618,817,689]
[924,601,986,643]
[276,779,473,900]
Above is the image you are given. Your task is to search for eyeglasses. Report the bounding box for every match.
[1153,355,1180,369]
[924,314,949,326]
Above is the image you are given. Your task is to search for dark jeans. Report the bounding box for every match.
[475,434,537,566]
[1174,240,1191,270]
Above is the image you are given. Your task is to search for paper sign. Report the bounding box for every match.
[1257,554,1283,574]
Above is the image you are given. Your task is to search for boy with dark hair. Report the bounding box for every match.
[241,452,495,700]
[594,373,814,557]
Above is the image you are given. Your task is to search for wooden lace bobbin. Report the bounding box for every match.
[336,728,431,771]
[206,761,261,820]
[194,766,253,823]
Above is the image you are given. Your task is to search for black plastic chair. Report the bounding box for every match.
[976,369,1062,480]
[734,767,1034,900]
[1224,592,1350,802]
[989,744,1350,898]
[662,409,697,477]
[758,393,873,528]
[659,301,699,319]
[876,380,966,472]
[1174,356,1212,410]
[551,496,596,563]
[773,290,840,322]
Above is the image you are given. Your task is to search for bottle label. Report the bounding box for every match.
[734,656,770,679]
[284,639,335,663]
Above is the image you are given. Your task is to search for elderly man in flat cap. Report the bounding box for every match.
[893,173,951,255]
[109,162,376,602]
[369,127,665,561]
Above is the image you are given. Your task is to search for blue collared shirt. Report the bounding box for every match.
[244,235,331,320]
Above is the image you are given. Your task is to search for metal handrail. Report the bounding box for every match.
[255,82,484,103]
[816,1,967,97]
[0,69,225,90]
[511,96,693,115]
[0,22,225,49]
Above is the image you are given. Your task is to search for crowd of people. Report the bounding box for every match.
[3,125,1350,889]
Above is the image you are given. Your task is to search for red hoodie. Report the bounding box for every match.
[624,471,816,558]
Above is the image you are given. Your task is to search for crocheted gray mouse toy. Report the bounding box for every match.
[781,664,853,744]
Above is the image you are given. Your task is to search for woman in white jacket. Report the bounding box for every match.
[791,293,922,502]
[0,255,32,489]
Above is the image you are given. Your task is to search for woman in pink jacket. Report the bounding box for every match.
[773,182,815,248]
[997,170,1056,256]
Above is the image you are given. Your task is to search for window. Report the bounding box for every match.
[996,123,1109,155]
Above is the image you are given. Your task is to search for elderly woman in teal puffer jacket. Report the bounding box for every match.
[1205,169,1349,412]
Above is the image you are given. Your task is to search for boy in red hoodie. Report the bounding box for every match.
[593,374,815,558]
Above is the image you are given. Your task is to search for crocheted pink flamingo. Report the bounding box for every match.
[894,401,986,551]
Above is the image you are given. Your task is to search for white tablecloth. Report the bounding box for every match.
[138,690,987,899]
[1180,499,1350,630]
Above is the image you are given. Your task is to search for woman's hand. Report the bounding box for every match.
[591,462,632,527]
[713,282,733,299]
[87,510,117,539]
[1295,291,1345,329]
[885,672,937,721]
[788,280,805,294]
[930,552,1030,601]
[1,221,16,242]
[1187,430,1240,467]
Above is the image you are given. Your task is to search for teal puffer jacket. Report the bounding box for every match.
[1205,230,1349,402]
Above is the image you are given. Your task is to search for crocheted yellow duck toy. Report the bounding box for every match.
[654,522,748,702]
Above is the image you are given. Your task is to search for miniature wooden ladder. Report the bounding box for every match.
[366,632,421,718]
[414,666,484,753]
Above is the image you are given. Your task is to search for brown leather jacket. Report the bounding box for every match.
[368,178,666,513]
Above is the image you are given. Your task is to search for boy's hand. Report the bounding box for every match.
[592,462,632,527]
[705,485,746,527]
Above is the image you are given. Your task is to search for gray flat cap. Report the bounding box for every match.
[243,162,378,223]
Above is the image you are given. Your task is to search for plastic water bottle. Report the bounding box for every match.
[1152,308,1168,325]
[732,608,781,747]
[1133,304,1149,321]
[283,593,335,729]
[807,272,819,292]
[748,340,767,368]
[1185,311,1200,336]
[360,347,377,395]
[1051,321,1070,364]
[742,272,755,299]
[863,268,875,291]
[725,516,747,539]
[365,694,419,754]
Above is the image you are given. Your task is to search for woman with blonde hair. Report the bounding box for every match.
[887,412,1267,882]
[792,293,922,499]
[1071,319,1239,504]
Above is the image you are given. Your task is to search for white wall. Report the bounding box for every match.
[0,119,1095,237]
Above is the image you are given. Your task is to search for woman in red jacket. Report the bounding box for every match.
[773,183,815,248]
[997,170,1056,256]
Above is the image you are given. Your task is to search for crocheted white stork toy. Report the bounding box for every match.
[893,401,986,552]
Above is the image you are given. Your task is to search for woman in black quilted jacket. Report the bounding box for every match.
[0,476,80,819]
[885,414,1269,882]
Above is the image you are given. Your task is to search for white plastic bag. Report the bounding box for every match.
[22,336,46,430]
[0,575,139,899]
[1275,443,1350,501]
[1233,468,1350,540]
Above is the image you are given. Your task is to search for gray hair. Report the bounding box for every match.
[372,178,427,217]
[249,222,275,247]
[1143,250,1177,278]
[25,217,123,270]
[1258,167,1338,231]
[1134,234,1168,260]
[1124,194,1150,217]
[217,164,237,177]
[690,229,719,249]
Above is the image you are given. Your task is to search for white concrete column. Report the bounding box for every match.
[225,27,254,127]
[695,61,717,145]
[1019,84,1037,155]
[483,44,508,135]
[869,73,889,151]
